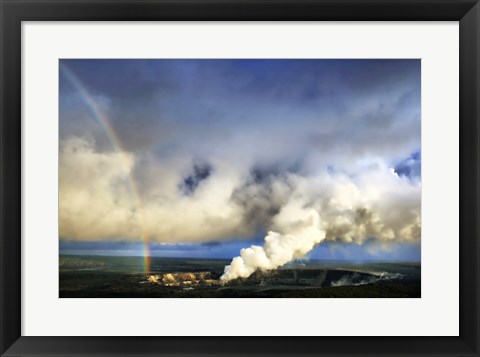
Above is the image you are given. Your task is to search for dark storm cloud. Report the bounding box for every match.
[60,59,420,163]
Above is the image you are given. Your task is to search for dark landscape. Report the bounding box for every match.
[59,255,421,298]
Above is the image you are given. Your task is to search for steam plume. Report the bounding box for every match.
[222,208,325,281]
[221,169,420,281]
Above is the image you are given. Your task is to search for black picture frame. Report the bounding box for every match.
[1,1,479,356]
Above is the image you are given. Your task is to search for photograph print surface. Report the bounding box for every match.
[59,59,421,298]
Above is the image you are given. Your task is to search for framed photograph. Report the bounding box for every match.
[1,0,479,356]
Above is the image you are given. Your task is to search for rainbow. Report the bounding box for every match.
[60,63,151,273]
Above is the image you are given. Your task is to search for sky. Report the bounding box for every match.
[59,59,421,262]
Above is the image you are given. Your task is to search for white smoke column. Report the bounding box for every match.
[221,166,421,282]
[221,204,326,281]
